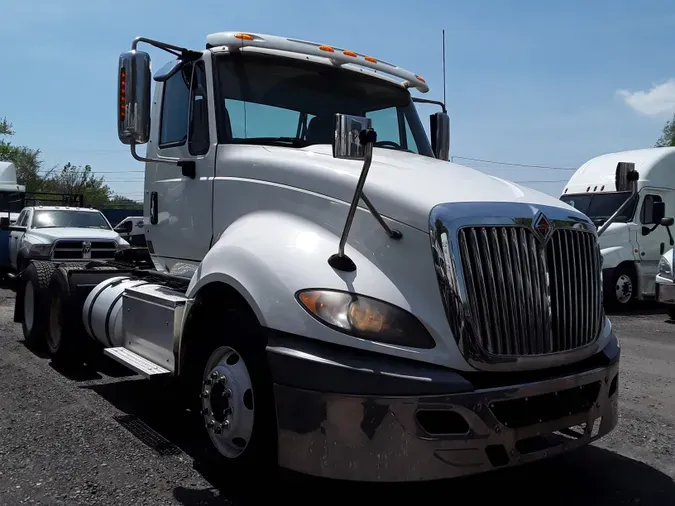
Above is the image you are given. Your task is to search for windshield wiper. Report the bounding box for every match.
[235,137,310,148]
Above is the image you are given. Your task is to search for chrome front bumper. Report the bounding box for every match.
[657,280,675,305]
[267,333,620,482]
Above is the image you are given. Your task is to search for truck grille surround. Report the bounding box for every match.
[51,239,117,261]
[429,202,604,372]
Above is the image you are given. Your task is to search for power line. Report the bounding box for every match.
[452,156,576,171]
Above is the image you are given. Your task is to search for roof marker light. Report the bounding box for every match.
[586,186,591,192]
[343,50,357,57]
[415,74,426,83]
[594,186,598,191]
[234,33,254,40]
[319,45,334,52]
[364,56,377,63]
[601,185,605,191]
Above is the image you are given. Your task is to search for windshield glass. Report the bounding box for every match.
[0,191,25,214]
[560,192,637,223]
[31,210,111,230]
[214,52,434,157]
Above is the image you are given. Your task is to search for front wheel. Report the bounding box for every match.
[607,266,637,309]
[191,314,277,481]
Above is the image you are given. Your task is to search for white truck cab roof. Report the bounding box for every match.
[205,31,429,93]
[563,147,675,195]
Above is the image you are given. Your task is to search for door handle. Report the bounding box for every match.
[150,191,158,225]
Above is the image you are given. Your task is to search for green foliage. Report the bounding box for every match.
[655,115,675,147]
[0,116,141,210]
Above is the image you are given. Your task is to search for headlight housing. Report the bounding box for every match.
[297,289,435,349]
[658,256,672,278]
[28,244,51,257]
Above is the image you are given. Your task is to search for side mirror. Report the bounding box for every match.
[430,112,450,161]
[118,50,152,145]
[661,217,674,227]
[653,201,666,224]
[0,217,9,230]
[332,114,372,160]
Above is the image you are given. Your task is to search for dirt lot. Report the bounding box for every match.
[0,286,673,506]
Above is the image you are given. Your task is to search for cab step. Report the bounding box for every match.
[104,347,171,378]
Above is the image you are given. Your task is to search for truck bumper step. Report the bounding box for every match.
[104,347,170,378]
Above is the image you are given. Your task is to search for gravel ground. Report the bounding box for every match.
[0,286,674,506]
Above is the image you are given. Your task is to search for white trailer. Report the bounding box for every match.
[13,31,620,482]
[561,148,675,308]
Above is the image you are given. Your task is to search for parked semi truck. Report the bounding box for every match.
[561,148,675,308]
[656,246,675,319]
[14,31,621,482]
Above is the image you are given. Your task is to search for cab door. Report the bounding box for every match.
[144,55,216,274]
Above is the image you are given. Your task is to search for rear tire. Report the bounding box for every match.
[20,261,57,350]
[187,308,278,483]
[45,266,89,368]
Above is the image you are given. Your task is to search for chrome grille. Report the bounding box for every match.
[458,226,602,357]
[51,240,117,261]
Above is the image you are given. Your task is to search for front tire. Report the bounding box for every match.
[190,311,277,480]
[20,261,56,349]
[607,265,637,309]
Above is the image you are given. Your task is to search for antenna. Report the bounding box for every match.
[442,29,447,108]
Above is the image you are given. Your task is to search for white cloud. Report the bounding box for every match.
[617,79,675,117]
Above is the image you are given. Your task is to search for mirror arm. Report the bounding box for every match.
[130,143,197,179]
[665,226,675,246]
[360,192,402,240]
[412,97,447,114]
[597,192,638,237]
[131,37,200,61]
[328,129,377,272]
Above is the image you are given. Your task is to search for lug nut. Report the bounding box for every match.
[206,420,214,429]
[222,420,230,430]
[224,389,232,398]
[201,408,210,416]
[201,390,210,398]
[217,376,228,384]
[210,371,219,379]
[214,425,222,434]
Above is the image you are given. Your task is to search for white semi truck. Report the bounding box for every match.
[14,31,621,482]
[561,148,675,308]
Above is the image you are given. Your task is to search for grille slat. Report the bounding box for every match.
[457,226,602,357]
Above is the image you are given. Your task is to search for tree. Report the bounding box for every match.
[655,114,675,147]
[41,163,111,207]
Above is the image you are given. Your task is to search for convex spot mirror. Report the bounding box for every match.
[332,114,372,161]
[118,50,152,145]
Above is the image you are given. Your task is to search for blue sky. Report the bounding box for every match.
[2,0,675,200]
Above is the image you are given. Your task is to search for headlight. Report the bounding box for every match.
[658,257,672,278]
[117,239,131,250]
[297,289,435,349]
[28,244,51,256]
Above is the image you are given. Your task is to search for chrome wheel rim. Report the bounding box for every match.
[615,274,633,304]
[201,346,255,458]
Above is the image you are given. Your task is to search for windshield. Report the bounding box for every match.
[0,191,25,214]
[31,210,111,230]
[560,192,637,223]
[213,52,434,157]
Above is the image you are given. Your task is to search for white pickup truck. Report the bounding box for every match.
[7,206,129,272]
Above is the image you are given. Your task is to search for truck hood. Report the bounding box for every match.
[27,228,121,242]
[597,222,630,248]
[222,144,580,231]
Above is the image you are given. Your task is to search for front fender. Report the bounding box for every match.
[600,245,634,270]
[185,209,463,369]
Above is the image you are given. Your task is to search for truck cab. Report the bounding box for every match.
[13,31,620,483]
[561,148,675,308]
